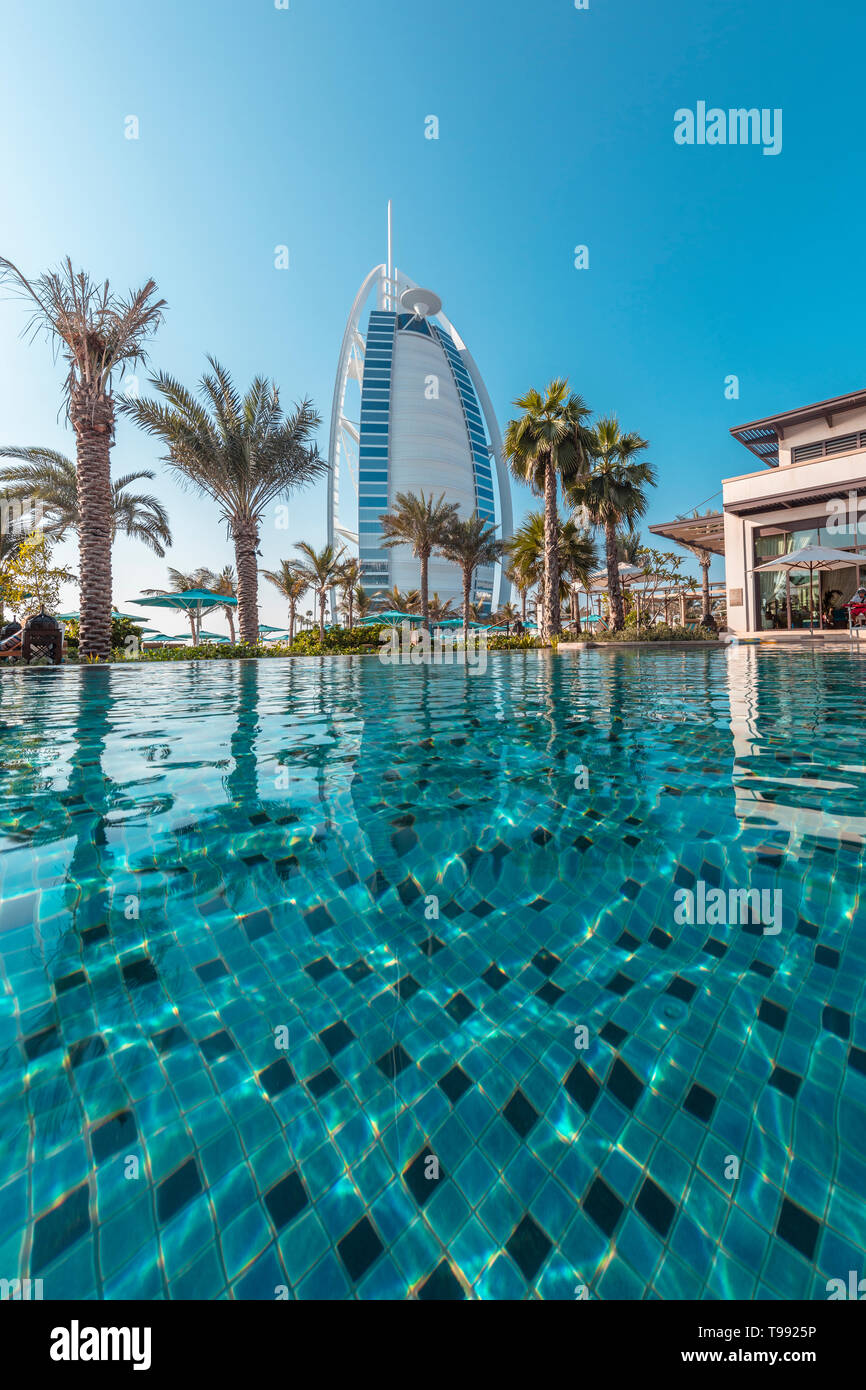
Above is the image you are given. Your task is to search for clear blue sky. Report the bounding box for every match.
[1,0,864,629]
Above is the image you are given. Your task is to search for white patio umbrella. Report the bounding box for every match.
[753,546,860,633]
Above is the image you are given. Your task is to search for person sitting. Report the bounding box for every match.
[847,586,866,626]
[824,590,850,628]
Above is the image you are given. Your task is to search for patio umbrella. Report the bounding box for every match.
[196,631,230,644]
[431,618,481,631]
[754,546,860,634]
[362,610,422,624]
[56,610,144,623]
[129,589,237,646]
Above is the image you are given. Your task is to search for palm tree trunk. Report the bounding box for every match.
[420,547,430,632]
[288,599,296,643]
[605,521,625,629]
[542,457,561,639]
[187,612,196,643]
[72,410,114,661]
[348,590,354,630]
[701,560,711,620]
[231,518,260,645]
[462,570,471,641]
[318,591,326,640]
[226,607,236,643]
[521,587,527,622]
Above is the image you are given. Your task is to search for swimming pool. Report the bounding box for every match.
[0,648,864,1299]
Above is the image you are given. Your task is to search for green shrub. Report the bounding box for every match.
[141,641,260,661]
[592,623,719,643]
[132,624,391,661]
[62,615,146,653]
[486,634,542,650]
[287,623,387,655]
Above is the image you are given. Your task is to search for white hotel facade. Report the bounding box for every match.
[326,207,513,614]
[654,389,866,636]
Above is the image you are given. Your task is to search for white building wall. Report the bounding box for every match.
[777,405,866,467]
[388,331,478,605]
[723,444,866,634]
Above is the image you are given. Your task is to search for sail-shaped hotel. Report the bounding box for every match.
[327,205,512,612]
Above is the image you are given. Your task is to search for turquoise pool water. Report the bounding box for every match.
[0,648,864,1300]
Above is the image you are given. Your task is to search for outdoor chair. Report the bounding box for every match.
[0,627,23,660]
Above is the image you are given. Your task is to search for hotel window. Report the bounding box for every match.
[753,516,863,630]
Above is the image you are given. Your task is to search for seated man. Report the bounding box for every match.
[847,586,866,625]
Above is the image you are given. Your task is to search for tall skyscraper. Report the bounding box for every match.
[327,205,513,612]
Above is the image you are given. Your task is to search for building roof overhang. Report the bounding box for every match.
[649,512,726,555]
[730,388,866,468]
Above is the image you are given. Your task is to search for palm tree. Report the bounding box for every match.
[507,512,596,630]
[507,514,546,619]
[566,417,656,631]
[0,447,172,558]
[262,559,309,642]
[354,583,372,622]
[379,490,459,630]
[504,561,533,625]
[375,585,419,614]
[428,592,456,622]
[678,510,716,624]
[121,358,323,645]
[143,566,213,642]
[615,526,640,564]
[494,601,519,626]
[0,527,26,623]
[338,556,361,629]
[202,564,238,642]
[294,541,345,639]
[559,518,598,632]
[0,256,165,658]
[438,513,504,638]
[504,380,592,639]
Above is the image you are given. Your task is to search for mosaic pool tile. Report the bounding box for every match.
[0,648,865,1299]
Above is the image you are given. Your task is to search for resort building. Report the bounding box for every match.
[652,388,866,636]
[327,205,513,612]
